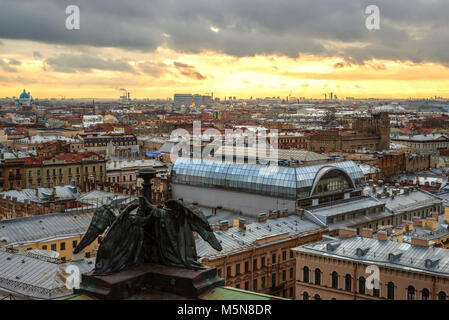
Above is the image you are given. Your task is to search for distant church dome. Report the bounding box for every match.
[19,89,30,99]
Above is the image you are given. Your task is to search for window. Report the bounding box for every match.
[407,286,415,300]
[236,284,240,289]
[51,244,57,251]
[289,268,294,279]
[358,277,365,294]
[72,240,78,248]
[315,268,321,285]
[345,274,352,292]
[387,282,395,300]
[303,266,309,283]
[303,292,309,300]
[42,245,47,250]
[282,270,286,281]
[60,242,66,250]
[261,276,266,288]
[331,271,339,289]
[314,294,321,300]
[373,287,380,297]
[422,288,430,300]
[282,251,287,260]
[253,259,257,270]
[253,279,258,291]
[244,281,249,290]
[217,269,222,278]
[272,253,276,264]
[272,273,276,287]
[236,264,241,275]
[261,257,265,267]
[227,266,232,278]
[439,291,446,300]
[290,250,293,259]
[244,261,249,273]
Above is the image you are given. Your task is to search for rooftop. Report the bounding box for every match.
[196,214,325,260]
[293,236,449,277]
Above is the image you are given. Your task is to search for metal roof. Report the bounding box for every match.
[196,214,325,260]
[0,186,79,203]
[0,211,93,246]
[293,236,449,277]
[0,250,94,299]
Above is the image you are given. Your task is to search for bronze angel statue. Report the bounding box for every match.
[74,169,222,276]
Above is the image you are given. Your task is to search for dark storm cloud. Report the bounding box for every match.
[1,0,449,65]
[173,62,206,80]
[46,54,135,73]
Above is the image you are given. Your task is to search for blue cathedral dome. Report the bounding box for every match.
[19,89,30,99]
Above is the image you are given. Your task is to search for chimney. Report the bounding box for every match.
[411,236,429,247]
[361,228,373,238]
[425,218,437,230]
[412,217,424,227]
[281,208,288,217]
[258,212,268,222]
[296,208,304,217]
[219,220,230,231]
[239,218,248,230]
[338,227,357,238]
[431,212,439,220]
[377,230,388,241]
[269,210,280,219]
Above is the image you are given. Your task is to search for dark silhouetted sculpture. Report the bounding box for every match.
[74,168,222,276]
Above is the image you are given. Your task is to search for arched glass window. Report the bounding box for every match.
[331,271,338,289]
[303,292,309,300]
[422,288,430,300]
[303,267,309,283]
[407,286,415,300]
[387,282,395,300]
[345,274,352,292]
[439,291,446,300]
[314,294,321,300]
[358,277,366,294]
[315,268,321,285]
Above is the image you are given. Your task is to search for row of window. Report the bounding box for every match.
[219,251,294,278]
[302,267,447,300]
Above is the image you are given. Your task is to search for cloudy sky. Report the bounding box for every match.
[0,0,448,99]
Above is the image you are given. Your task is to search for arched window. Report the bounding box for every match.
[303,267,309,283]
[345,274,352,292]
[358,276,366,294]
[439,291,446,300]
[314,268,321,285]
[422,288,430,300]
[314,294,321,300]
[331,271,338,289]
[387,282,395,300]
[407,286,415,300]
[303,292,309,300]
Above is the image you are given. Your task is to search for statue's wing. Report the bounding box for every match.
[74,204,136,254]
[165,200,222,252]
